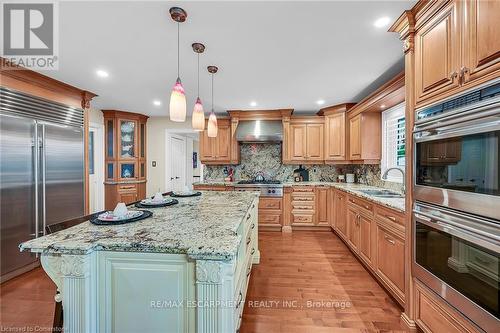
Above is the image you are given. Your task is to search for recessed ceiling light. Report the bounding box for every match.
[374,16,391,28]
[250,101,257,107]
[153,100,162,106]
[316,100,325,105]
[96,69,109,78]
[380,104,386,109]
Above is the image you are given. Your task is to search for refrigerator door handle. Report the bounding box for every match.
[32,125,39,238]
[41,125,46,236]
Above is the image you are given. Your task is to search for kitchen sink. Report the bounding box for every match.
[358,189,404,198]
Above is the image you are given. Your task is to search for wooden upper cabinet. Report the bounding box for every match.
[290,124,307,160]
[412,0,500,107]
[348,113,381,162]
[325,112,346,161]
[286,118,325,164]
[306,123,324,160]
[463,0,500,83]
[216,123,231,161]
[199,118,235,165]
[349,115,361,159]
[415,0,461,104]
[200,129,216,160]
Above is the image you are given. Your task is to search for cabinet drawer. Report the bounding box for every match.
[414,281,479,333]
[291,194,314,202]
[259,197,282,210]
[293,187,314,192]
[258,213,282,226]
[375,206,405,227]
[292,214,314,224]
[348,196,373,214]
[118,184,137,192]
[291,201,315,210]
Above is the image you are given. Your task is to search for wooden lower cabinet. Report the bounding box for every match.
[414,280,481,333]
[347,205,360,251]
[333,192,405,307]
[290,187,316,227]
[105,182,146,210]
[315,187,329,226]
[358,214,373,267]
[258,197,282,231]
[375,221,405,304]
[333,190,347,240]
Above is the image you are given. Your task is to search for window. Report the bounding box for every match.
[381,103,405,183]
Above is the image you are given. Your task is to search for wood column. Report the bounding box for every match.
[390,10,417,332]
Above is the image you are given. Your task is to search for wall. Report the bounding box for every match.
[204,143,404,192]
[146,116,194,196]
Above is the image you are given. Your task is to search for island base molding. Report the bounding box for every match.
[39,247,259,333]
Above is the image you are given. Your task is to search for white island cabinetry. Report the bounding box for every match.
[22,192,260,333]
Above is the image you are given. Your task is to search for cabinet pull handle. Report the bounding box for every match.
[384,235,395,245]
[385,215,397,222]
[247,214,251,220]
[246,236,251,245]
[449,71,458,80]
[251,248,255,255]
[459,66,469,81]
[251,223,255,229]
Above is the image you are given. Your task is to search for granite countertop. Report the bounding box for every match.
[19,191,259,260]
[195,180,405,213]
[285,182,405,213]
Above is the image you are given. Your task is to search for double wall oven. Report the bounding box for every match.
[413,82,500,332]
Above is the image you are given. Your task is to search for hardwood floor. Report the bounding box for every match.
[0,232,405,332]
[0,267,56,330]
[240,231,406,333]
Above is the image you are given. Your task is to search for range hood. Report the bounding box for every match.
[235,120,283,142]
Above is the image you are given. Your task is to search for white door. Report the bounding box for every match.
[89,124,104,213]
[170,136,186,192]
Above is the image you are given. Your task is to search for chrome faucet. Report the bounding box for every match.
[382,167,406,194]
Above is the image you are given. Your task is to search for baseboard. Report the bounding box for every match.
[401,312,417,332]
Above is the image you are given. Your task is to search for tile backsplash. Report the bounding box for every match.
[204,143,404,192]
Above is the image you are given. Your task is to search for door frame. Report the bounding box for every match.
[89,122,105,213]
[165,129,198,192]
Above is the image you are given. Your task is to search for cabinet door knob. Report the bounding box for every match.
[449,71,458,80]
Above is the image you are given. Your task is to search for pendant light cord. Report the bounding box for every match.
[197,53,200,97]
[177,22,180,78]
[211,74,214,112]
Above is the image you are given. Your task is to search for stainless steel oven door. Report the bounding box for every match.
[413,202,499,332]
[413,97,500,220]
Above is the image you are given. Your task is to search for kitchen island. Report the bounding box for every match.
[20,191,260,333]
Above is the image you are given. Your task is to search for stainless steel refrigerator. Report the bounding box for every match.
[0,87,85,282]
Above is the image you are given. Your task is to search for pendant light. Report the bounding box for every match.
[169,7,187,122]
[191,43,205,131]
[207,65,218,138]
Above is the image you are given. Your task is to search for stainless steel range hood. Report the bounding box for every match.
[235,120,283,142]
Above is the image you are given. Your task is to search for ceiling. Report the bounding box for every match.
[43,1,415,116]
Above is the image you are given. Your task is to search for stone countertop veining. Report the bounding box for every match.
[19,191,259,260]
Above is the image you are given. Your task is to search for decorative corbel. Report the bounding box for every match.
[81,91,97,109]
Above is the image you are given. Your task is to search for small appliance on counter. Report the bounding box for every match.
[224,167,234,182]
[293,165,309,182]
[346,173,355,183]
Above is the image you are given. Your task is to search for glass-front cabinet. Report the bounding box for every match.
[102,110,148,209]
